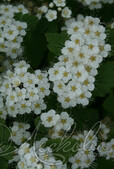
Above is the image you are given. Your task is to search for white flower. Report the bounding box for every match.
[16,4,28,14]
[10,122,30,145]
[41,109,60,127]
[7,104,19,117]
[61,7,72,18]
[6,91,18,106]
[55,112,74,131]
[53,80,65,95]
[53,0,66,7]
[48,65,65,81]
[31,99,47,115]
[45,10,57,22]
[62,40,79,56]
[4,25,19,40]
[99,123,110,140]
[57,93,77,108]
[16,21,27,36]
[0,108,7,120]
[67,80,82,98]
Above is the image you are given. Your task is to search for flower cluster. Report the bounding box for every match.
[17,138,67,169]
[99,122,110,140]
[36,0,72,22]
[41,109,74,139]
[69,122,112,169]
[97,139,114,159]
[0,60,50,117]
[10,122,30,145]
[70,130,98,169]
[48,15,111,108]
[0,4,28,59]
[16,121,113,169]
[77,0,114,10]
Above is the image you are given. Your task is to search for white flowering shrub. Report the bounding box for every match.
[0,1,114,169]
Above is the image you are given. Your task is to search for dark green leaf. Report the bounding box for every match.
[46,31,69,56]
[0,157,8,169]
[44,138,79,163]
[96,157,114,169]
[0,124,10,143]
[94,61,114,97]
[103,93,114,114]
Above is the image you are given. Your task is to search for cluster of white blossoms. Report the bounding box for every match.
[15,121,113,169]
[17,138,67,169]
[99,122,110,140]
[69,122,112,169]
[70,130,98,169]
[41,109,74,139]
[0,60,50,117]
[77,0,114,10]
[97,139,114,159]
[36,0,72,22]
[48,15,111,108]
[0,4,28,59]
[10,122,30,145]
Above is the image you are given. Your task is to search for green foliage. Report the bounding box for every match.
[46,31,69,56]
[70,107,100,131]
[96,157,114,169]
[0,124,10,143]
[14,13,38,32]
[34,116,48,140]
[2,146,15,160]
[106,27,114,54]
[93,61,114,97]
[103,93,114,114]
[0,157,8,169]
[44,138,79,163]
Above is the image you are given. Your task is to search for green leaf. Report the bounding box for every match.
[0,118,5,124]
[96,157,114,169]
[0,124,10,143]
[106,27,114,55]
[44,138,79,163]
[15,13,46,69]
[71,107,100,130]
[34,116,48,140]
[93,61,114,97]
[108,128,114,140]
[46,31,69,56]
[24,31,47,69]
[14,13,38,32]
[103,93,114,114]
[0,157,8,169]
[2,145,15,160]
